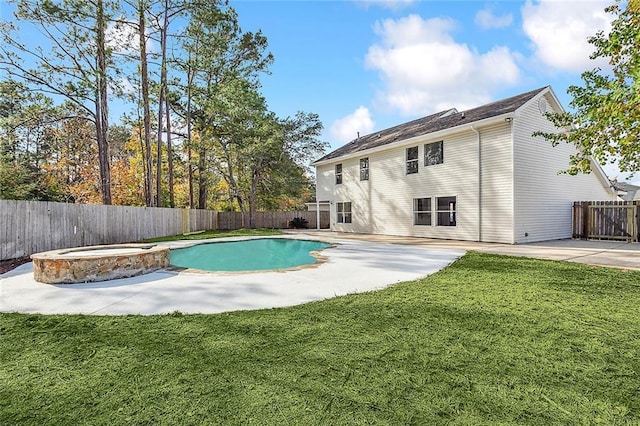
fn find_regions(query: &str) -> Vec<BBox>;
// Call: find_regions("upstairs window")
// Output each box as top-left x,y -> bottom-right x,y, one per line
425,141 -> 443,166
437,196 -> 456,226
406,146 -> 418,174
335,164 -> 342,185
413,198 -> 432,226
360,158 -> 369,181
337,202 -> 352,223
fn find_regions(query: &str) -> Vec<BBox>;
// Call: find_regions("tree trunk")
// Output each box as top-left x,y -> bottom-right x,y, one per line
165,94 -> 174,207
186,53 -> 194,209
197,147 -> 207,209
138,0 -> 153,207
248,168 -> 259,229
155,0 -> 169,207
225,149 -> 244,213
95,0 -> 111,205
155,88 -> 164,207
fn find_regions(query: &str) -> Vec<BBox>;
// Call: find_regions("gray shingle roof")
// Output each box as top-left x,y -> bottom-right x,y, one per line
315,86 -> 548,163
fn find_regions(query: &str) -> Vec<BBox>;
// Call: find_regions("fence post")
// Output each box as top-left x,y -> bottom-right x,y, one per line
582,202 -> 589,240
182,209 -> 189,234
633,201 -> 640,243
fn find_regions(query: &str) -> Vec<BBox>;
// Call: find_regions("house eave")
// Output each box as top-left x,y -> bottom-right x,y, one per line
590,158 -> 618,197
312,112 -> 516,167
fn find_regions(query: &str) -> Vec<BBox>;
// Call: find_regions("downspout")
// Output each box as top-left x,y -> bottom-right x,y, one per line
316,200 -> 320,230
471,125 -> 481,242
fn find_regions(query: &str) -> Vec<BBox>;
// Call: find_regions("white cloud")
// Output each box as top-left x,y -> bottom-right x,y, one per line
116,77 -> 136,96
106,20 -> 157,55
106,21 -> 139,54
475,8 -> 513,29
364,14 -> 521,115
330,106 -> 375,143
521,0 -> 612,72
356,0 -> 415,11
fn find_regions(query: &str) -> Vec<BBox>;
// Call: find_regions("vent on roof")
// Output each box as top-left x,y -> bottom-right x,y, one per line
439,108 -> 458,119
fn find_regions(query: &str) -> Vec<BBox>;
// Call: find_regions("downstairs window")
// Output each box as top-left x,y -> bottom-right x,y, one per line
337,202 -> 352,224
436,196 -> 456,226
413,198 -> 432,226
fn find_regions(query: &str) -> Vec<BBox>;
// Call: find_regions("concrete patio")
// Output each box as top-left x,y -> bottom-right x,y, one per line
0,236 -> 464,315
2,232 -> 638,316
302,231 -> 640,271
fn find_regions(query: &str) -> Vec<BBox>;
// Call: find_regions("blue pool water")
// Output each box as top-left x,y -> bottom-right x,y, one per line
169,238 -> 330,272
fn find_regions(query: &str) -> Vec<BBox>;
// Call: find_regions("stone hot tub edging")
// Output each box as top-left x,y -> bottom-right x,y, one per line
31,244 -> 169,284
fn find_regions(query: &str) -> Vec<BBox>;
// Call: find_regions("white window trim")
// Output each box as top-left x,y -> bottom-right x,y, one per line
360,158 -> 369,181
413,197 -> 432,226
336,201 -> 352,224
436,196 -> 457,227
424,140 -> 444,167
406,146 -> 419,175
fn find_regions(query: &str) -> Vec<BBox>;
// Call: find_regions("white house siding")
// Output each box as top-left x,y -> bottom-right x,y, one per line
479,122 -> 515,244
315,131 -> 482,241
512,92 -> 617,243
315,165 -> 333,201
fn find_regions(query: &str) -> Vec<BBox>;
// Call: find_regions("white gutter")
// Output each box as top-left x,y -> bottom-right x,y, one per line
471,125 -> 481,242
312,112 -> 516,167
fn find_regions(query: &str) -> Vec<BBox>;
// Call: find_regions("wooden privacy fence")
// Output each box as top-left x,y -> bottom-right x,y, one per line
0,200 -> 330,260
573,201 -> 639,242
217,211 -> 329,230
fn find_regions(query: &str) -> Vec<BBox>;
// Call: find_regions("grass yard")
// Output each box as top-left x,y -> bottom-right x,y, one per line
1,252 -> 639,425
145,228 -> 283,243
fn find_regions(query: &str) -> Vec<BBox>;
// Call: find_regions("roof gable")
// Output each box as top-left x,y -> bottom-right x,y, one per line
315,86 -> 549,164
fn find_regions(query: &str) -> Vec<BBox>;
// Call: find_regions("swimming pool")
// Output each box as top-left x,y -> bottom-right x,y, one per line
169,238 -> 331,272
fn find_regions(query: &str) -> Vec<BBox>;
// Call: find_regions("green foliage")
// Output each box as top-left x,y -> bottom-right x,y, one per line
0,0 -> 118,203
0,1 -> 328,208
1,253 -> 639,424
535,1 -> 640,175
288,217 -> 309,228
0,80 -> 71,201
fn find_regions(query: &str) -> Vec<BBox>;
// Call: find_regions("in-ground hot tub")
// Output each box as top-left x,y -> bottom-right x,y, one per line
31,244 -> 169,284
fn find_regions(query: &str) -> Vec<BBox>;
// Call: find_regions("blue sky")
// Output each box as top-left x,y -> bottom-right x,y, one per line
1,0 -> 631,181
230,0 -> 632,180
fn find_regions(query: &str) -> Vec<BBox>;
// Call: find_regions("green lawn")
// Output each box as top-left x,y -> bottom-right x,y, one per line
2,252 -> 639,425
145,228 -> 283,243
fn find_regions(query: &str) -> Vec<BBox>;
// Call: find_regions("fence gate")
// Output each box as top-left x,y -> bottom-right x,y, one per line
573,201 -> 639,242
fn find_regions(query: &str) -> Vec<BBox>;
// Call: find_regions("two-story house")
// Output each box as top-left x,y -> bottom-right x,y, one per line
312,86 -> 617,244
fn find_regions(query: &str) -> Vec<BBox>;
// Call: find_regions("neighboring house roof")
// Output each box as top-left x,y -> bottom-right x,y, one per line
314,86 -> 549,164
610,180 -> 640,201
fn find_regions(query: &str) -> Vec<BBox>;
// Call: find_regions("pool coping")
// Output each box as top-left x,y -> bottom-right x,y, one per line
0,235 -> 466,315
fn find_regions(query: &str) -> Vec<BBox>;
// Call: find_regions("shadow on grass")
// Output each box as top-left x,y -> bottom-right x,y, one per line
2,252 -> 639,425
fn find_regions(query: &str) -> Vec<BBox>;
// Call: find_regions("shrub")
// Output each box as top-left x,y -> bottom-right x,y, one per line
289,217 -> 309,229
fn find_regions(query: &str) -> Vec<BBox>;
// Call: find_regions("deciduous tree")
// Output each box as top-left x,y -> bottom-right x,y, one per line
0,0 -> 117,203
535,0 -> 640,175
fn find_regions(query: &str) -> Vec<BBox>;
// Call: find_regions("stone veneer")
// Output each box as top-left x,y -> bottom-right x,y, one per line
31,244 -> 169,284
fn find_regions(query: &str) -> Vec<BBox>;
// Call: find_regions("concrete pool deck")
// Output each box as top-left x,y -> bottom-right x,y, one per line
3,233 -> 639,316
304,231 -> 640,271
0,235 -> 465,315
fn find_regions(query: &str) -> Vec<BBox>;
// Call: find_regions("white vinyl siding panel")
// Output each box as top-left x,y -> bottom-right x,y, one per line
349,146 -> 408,235
315,164 -> 336,226
479,122 -> 514,244
316,132 -> 481,241
513,93 -> 617,243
